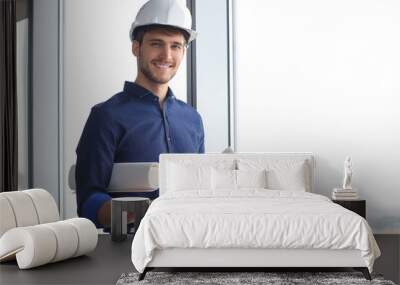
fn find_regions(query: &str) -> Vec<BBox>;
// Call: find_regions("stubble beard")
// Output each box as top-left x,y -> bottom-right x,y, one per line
138,57 -> 177,85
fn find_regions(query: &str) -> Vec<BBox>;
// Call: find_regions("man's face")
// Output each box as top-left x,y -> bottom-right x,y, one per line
133,29 -> 186,85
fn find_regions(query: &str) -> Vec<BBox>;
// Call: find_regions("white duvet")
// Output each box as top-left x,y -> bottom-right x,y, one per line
131,190 -> 380,273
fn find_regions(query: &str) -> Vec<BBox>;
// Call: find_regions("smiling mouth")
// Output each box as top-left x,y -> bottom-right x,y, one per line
153,62 -> 173,70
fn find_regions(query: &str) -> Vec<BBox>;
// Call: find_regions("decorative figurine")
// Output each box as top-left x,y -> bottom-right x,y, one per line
342,156 -> 353,190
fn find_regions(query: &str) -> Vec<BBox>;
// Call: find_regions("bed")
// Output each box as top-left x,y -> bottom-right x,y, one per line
131,153 -> 380,280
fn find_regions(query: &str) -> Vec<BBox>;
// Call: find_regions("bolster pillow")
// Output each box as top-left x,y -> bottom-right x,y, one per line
0,189 -> 59,237
0,218 -> 98,269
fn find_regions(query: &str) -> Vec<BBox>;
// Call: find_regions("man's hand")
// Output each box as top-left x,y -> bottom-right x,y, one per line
97,200 -> 112,227
97,200 -> 136,228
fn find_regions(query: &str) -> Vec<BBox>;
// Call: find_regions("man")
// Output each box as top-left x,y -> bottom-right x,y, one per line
75,0 -> 204,228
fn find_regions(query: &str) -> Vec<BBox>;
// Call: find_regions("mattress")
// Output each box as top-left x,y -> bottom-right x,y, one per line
131,190 -> 380,273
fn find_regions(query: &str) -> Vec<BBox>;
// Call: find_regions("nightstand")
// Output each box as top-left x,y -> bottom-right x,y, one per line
332,199 -> 366,218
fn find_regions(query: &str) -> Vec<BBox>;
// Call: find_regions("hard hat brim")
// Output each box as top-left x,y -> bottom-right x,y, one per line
129,23 -> 197,43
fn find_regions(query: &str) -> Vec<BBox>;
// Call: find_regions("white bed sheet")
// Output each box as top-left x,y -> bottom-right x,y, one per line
131,190 -> 380,273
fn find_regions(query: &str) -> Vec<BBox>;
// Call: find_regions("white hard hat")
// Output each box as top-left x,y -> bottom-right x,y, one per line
130,0 -> 197,43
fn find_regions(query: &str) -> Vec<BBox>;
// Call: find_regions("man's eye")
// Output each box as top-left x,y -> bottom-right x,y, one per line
150,43 -> 161,47
172,45 -> 182,50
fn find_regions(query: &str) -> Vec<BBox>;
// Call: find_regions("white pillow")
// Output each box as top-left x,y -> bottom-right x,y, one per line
237,159 -> 310,191
211,168 -> 236,190
167,163 -> 211,191
211,169 -> 268,190
236,169 -> 268,189
0,218 -> 97,269
267,163 -> 307,191
0,189 -> 60,238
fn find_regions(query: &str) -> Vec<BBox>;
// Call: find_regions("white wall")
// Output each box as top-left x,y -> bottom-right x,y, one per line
17,19 -> 29,190
63,0 -> 187,218
235,0 -> 400,233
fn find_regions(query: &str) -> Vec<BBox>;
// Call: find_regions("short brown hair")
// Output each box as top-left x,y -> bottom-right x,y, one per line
133,24 -> 190,45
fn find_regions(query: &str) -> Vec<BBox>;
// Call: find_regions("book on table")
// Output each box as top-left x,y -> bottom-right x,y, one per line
332,188 -> 359,200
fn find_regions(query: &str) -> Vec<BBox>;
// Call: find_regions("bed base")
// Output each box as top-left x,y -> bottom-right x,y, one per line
138,267 -> 371,281
138,248 -> 372,281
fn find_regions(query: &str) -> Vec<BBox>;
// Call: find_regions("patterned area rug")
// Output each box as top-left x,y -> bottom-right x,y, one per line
116,271 -> 396,285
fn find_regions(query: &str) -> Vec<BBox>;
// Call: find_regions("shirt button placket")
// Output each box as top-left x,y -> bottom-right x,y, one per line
162,102 -> 172,152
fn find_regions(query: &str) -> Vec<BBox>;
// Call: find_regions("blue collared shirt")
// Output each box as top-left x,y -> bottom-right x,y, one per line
75,81 -> 205,227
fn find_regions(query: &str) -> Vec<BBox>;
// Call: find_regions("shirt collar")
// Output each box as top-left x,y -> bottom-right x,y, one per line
123,81 -> 175,100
